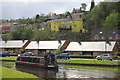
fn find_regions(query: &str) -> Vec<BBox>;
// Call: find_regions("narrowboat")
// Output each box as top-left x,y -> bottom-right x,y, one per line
15,56 -> 58,70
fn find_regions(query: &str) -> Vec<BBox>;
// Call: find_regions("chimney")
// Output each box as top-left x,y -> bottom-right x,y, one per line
90,0 -> 95,11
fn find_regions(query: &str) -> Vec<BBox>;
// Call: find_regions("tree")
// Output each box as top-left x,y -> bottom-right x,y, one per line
53,31 -> 90,42
65,11 -> 72,19
34,29 -> 51,41
85,2 -> 119,30
23,26 -> 34,41
81,3 -> 87,11
103,12 -> 119,29
36,14 -> 40,19
10,26 -> 23,40
35,14 -> 45,23
2,34 -> 8,42
10,26 -> 34,40
54,49 -> 64,55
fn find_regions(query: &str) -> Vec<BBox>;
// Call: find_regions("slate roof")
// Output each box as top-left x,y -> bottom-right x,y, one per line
25,40 -> 66,49
0,40 -> 28,48
65,41 -> 116,52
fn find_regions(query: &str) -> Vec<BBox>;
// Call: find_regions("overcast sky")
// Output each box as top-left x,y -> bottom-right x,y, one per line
1,0 -> 105,20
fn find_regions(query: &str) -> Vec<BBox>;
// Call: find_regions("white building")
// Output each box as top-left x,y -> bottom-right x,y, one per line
65,41 -> 117,55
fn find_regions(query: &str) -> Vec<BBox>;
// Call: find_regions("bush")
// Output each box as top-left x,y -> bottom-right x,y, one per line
116,52 -> 120,56
70,55 -> 96,59
114,52 -> 120,59
114,52 -> 120,57
54,49 -> 64,55
19,49 -> 25,54
35,53 -> 45,57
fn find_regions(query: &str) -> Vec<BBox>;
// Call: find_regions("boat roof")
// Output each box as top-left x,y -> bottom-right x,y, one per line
18,56 -> 44,58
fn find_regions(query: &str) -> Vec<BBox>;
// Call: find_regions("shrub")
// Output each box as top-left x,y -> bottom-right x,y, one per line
19,49 -> 25,54
70,55 -> 96,59
54,49 -> 64,55
115,52 -> 120,56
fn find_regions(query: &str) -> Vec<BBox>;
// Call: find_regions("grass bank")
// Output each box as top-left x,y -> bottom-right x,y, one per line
2,62 -> 119,72
63,65 -> 119,72
0,57 -> 17,60
0,57 -> 120,65
0,66 -> 43,80
2,62 -> 15,66
57,59 -> 120,65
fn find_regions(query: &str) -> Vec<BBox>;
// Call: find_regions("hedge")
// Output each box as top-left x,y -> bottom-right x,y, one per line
70,55 -> 96,59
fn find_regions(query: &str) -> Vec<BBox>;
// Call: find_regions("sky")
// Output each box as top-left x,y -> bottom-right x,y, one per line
0,0 -> 106,20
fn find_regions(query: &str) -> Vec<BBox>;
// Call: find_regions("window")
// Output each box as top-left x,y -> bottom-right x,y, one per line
17,57 -> 21,61
74,25 -> 76,27
36,58 -> 40,63
28,57 -> 32,62
21,57 -> 24,61
80,30 -> 82,33
101,36 -> 105,40
70,53 -> 74,55
112,32 -> 116,34
109,36 -> 112,40
117,42 -> 120,45
32,58 -> 36,63
20,57 -> 32,62
95,35 -> 99,40
32,58 -> 40,63
116,34 -> 119,39
103,54 -> 108,56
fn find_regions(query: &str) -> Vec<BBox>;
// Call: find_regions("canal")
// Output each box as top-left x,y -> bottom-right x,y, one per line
1,62 -> 120,79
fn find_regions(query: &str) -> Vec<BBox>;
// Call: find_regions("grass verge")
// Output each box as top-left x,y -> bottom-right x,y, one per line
2,62 -> 15,66
0,57 -> 17,60
57,59 -> 120,65
0,57 -> 120,65
63,65 -> 119,72
0,66 -> 43,80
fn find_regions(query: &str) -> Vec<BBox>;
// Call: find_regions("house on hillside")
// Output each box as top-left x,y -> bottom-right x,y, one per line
65,41 -> 118,56
0,22 -> 18,34
0,40 -> 29,54
91,29 -> 119,41
25,40 -> 68,54
71,8 -> 86,19
91,29 -> 120,52
50,18 -> 87,33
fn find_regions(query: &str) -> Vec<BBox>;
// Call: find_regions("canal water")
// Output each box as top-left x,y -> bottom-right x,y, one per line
1,63 -> 120,79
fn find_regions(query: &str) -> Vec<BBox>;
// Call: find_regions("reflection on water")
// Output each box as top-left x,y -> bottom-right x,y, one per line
1,64 -> 15,68
16,66 -> 57,79
15,65 -> 120,79
1,63 -> 120,79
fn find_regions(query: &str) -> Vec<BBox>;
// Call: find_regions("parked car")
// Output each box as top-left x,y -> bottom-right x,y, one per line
23,52 -> 34,56
56,53 -> 70,59
96,54 -> 112,61
0,51 -> 10,57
